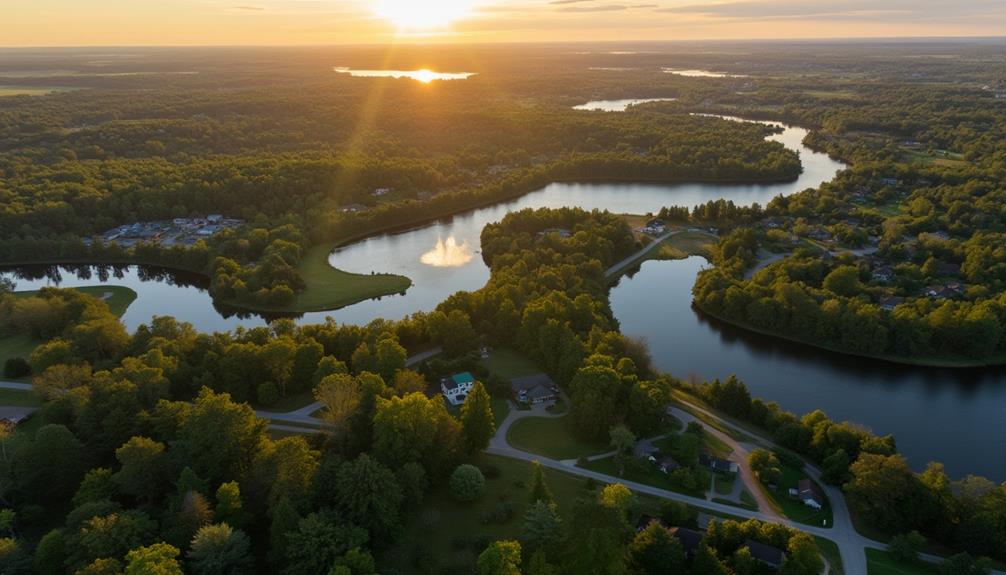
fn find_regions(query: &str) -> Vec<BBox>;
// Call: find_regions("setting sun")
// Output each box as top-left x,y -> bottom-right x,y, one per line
375,0 -> 475,30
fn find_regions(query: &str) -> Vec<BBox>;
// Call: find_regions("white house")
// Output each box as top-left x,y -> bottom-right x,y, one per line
798,479 -> 824,510
441,372 -> 475,406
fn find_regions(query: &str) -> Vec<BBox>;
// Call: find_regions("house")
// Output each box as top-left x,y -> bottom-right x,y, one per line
699,454 -> 739,474
537,228 -> 572,238
879,296 -> 904,311
879,177 -> 900,187
510,373 -> 558,405
441,372 -> 475,406
339,204 -> 367,214
797,479 -> 825,510
872,266 -> 894,283
207,214 -> 223,223
744,539 -> 786,569
669,527 -> 704,558
372,187 -> 392,197
656,456 -> 680,474
644,219 -> 667,234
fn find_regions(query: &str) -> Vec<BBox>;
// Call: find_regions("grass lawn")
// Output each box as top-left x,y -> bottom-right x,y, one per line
711,497 -> 757,511
580,455 -> 708,499
445,398 -> 511,426
815,537 -> 845,575
654,232 -> 717,260
506,416 -> 608,460
866,549 -> 939,575
252,243 -> 412,313
713,473 -> 735,495
479,347 -> 542,380
761,463 -> 834,527
0,388 -> 42,407
740,490 -> 757,509
0,332 -> 40,375
381,454 -> 667,574
0,86 -> 77,97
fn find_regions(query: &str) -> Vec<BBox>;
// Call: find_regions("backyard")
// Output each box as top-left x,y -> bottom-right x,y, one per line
506,416 -> 608,461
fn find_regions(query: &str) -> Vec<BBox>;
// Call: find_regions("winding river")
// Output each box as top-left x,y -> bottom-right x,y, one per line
3,108 -> 1003,480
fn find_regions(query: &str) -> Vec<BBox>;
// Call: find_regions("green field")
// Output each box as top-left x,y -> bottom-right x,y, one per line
506,416 -> 608,460
479,347 -> 542,380
0,332 -> 40,375
0,388 -> 42,407
866,549 -> 939,575
381,454 -> 664,573
243,242 -> 412,313
0,86 -> 73,97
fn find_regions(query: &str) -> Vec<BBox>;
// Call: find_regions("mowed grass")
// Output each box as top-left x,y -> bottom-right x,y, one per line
0,388 -> 42,407
655,232 -> 716,260
479,347 -> 542,380
761,463 -> 834,527
264,243 -> 412,313
381,454 -> 665,574
0,332 -> 40,375
580,455 -> 709,498
866,549 -> 939,575
506,416 -> 608,460
815,537 -> 845,575
0,86 -> 72,97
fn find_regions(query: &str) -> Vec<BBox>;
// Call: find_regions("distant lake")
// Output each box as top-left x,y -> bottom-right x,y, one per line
664,69 -> 746,78
332,67 -> 475,83
574,98 -> 677,112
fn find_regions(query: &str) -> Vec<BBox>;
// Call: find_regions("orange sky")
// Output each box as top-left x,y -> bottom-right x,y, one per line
3,0 -> 1005,46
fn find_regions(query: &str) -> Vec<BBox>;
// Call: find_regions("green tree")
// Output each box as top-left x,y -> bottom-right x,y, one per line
125,543 -> 183,575
570,364 -> 624,441
15,424 -> 86,507
268,496 -> 299,567
823,265 -> 862,297
214,482 -> 247,529
74,510 -> 158,568
521,500 -> 562,554
281,513 -> 368,575
599,483 -> 635,519
188,523 -> 253,575
748,449 -> 782,485
460,381 -> 496,454
477,540 -> 522,575
114,436 -> 167,503
33,529 -> 67,574
450,464 -> 486,502
845,454 -> 930,532
373,333 -> 407,382
609,424 -> 636,476
780,532 -> 823,575
178,388 -> 267,486
888,531 -> 925,564
334,454 -> 404,538
529,461 -> 554,505
692,543 -> 731,575
628,521 -> 685,575
938,553 -> 991,575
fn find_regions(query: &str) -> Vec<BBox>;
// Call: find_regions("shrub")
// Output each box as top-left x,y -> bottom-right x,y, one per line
257,382 -> 280,406
450,465 -> 486,502
3,358 -> 30,379
480,464 -> 501,480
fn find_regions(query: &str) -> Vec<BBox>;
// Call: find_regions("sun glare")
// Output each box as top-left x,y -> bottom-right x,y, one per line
375,0 -> 475,30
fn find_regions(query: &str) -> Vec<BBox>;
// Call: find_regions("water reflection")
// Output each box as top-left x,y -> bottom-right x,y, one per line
574,98 -> 677,112
420,237 -> 475,267
332,67 -> 475,83
663,69 -> 746,78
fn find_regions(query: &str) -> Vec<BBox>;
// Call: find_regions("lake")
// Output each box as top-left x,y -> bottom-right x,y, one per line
610,257 -> 1006,480
573,98 -> 677,112
663,69 -> 747,78
333,67 -> 475,83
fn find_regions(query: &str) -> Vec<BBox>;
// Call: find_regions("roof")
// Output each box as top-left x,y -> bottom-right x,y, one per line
510,373 -> 555,393
526,385 -> 555,401
744,539 -> 785,566
699,454 -> 736,472
635,514 -> 666,532
443,372 -> 475,392
669,527 -> 704,553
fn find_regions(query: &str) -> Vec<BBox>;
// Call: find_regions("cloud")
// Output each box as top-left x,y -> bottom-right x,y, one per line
661,0 -> 1006,22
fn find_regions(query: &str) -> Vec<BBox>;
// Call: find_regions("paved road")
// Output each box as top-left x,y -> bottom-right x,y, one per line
605,231 -> 680,278
0,381 -> 33,391
670,406 -> 781,522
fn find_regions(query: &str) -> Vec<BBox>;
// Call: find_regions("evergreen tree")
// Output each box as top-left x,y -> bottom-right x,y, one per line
529,461 -> 554,505
460,381 -> 496,454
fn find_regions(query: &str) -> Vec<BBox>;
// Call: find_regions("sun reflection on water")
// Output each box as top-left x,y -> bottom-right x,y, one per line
420,237 -> 475,267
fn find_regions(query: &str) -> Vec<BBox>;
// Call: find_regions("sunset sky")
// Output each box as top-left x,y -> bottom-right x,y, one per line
4,0 -> 1006,46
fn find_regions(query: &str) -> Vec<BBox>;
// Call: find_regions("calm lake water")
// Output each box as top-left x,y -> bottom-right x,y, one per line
610,257 -> 1006,480
663,69 -> 747,78
573,98 -> 678,112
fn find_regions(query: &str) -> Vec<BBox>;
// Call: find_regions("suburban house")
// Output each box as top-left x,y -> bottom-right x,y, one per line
879,296 -> 905,311
797,479 -> 825,510
441,372 -> 476,406
744,539 -> 786,569
700,454 -> 739,474
669,527 -> 705,559
510,373 -> 558,405
872,266 -> 894,283
656,456 -> 680,474
537,227 -> 572,238
643,218 -> 667,234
